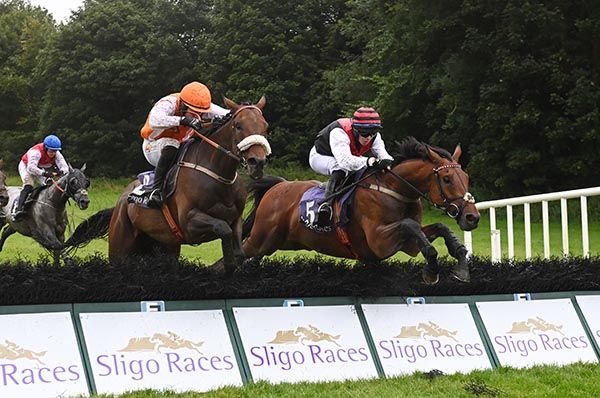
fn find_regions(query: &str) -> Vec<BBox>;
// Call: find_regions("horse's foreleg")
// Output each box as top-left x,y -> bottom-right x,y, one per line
231,216 -> 245,267
0,225 -> 16,251
422,223 -> 470,282
396,219 -> 440,285
187,213 -> 236,275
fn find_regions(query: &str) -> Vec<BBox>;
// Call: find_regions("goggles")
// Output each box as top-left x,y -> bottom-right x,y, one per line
355,128 -> 380,137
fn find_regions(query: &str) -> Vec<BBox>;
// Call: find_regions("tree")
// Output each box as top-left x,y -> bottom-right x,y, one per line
197,0 -> 350,166
39,0 -> 212,176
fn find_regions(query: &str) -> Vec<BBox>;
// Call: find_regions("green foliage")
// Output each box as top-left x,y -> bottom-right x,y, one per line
331,0 -> 600,199
196,0 -> 351,164
39,0 -> 212,176
0,0 -> 55,131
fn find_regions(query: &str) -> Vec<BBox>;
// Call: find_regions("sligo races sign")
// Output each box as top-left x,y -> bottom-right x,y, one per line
575,295 -> 600,350
79,310 -> 242,395
0,312 -> 88,398
233,305 -> 378,383
362,303 -> 491,375
477,299 -> 597,368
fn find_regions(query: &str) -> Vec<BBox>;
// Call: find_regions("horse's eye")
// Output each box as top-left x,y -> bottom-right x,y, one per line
234,122 -> 243,131
85,180 -> 90,188
443,176 -> 451,184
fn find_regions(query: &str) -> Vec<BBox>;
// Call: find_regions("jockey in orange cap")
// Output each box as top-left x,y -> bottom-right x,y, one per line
309,106 -> 393,226
139,81 -> 229,208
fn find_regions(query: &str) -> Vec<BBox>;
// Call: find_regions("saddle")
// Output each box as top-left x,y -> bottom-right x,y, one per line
298,170 -> 364,233
127,142 -> 192,208
10,186 -> 46,217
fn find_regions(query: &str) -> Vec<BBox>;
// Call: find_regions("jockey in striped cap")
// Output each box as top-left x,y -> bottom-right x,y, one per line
309,106 -> 393,227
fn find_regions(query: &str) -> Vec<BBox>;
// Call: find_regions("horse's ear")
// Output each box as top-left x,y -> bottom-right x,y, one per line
452,144 -> 462,163
80,163 -> 87,173
68,163 -> 74,173
223,96 -> 239,111
256,95 -> 266,110
0,159 -> 4,169
426,147 -> 443,163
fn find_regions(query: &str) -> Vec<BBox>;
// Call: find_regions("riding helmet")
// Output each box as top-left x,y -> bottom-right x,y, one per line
180,82 -> 212,113
43,134 -> 62,151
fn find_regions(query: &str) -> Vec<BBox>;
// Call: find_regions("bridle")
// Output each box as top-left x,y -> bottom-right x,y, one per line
181,105 -> 271,183
375,163 -> 475,219
190,105 -> 270,164
51,174 -> 89,203
431,164 -> 475,218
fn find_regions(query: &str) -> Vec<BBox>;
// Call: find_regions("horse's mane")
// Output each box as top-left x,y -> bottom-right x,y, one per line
199,101 -> 254,137
202,112 -> 233,136
391,136 -> 453,165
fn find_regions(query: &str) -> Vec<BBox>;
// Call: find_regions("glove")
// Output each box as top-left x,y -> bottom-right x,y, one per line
42,170 -> 54,178
367,158 -> 393,170
180,116 -> 203,131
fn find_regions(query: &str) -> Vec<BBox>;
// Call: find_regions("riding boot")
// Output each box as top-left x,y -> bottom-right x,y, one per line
147,146 -> 178,209
316,170 -> 345,227
13,184 -> 33,220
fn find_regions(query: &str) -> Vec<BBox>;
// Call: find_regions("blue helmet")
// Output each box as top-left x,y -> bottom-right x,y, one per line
43,135 -> 62,151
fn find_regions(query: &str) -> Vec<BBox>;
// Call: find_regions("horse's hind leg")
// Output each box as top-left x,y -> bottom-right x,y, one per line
0,225 -> 16,251
422,223 -> 470,282
396,219 -> 440,285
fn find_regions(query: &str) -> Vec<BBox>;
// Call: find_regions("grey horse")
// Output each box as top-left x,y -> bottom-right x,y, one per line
0,160 -> 9,209
0,165 -> 90,264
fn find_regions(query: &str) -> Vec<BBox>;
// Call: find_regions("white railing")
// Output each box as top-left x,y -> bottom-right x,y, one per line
464,186 -> 600,261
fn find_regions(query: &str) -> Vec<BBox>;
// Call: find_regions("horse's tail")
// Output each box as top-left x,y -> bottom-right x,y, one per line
242,175 -> 286,239
65,207 -> 114,248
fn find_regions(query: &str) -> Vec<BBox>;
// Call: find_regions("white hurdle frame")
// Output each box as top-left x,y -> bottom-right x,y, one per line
464,187 -> 600,262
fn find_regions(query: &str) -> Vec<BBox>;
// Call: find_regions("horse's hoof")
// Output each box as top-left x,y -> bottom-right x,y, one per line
208,259 -> 226,274
422,270 -> 439,285
450,268 -> 470,283
450,260 -> 471,283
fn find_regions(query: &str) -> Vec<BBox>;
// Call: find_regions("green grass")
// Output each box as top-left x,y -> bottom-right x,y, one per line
87,362 -> 600,397
1,174 -> 598,263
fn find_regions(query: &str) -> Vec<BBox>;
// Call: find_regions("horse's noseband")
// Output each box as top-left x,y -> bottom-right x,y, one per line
232,106 -> 271,167
64,176 -> 89,202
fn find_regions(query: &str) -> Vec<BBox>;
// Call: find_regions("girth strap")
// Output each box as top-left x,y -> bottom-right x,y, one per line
333,201 -> 359,259
161,204 -> 186,242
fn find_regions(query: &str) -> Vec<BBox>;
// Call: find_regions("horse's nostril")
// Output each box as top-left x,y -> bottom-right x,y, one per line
466,213 -> 479,224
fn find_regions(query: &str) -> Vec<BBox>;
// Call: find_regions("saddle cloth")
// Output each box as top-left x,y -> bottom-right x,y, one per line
298,170 -> 364,233
127,172 -> 155,208
127,142 -> 191,208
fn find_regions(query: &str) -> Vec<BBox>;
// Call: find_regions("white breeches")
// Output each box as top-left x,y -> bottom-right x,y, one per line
142,137 -> 180,166
18,161 -> 45,187
308,146 -> 345,176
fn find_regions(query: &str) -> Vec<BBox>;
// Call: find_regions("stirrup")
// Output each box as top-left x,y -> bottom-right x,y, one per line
316,203 -> 332,226
12,210 -> 25,221
146,189 -> 163,209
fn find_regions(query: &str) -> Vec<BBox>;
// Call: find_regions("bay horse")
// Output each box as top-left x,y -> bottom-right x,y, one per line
242,137 -> 480,284
0,165 -> 90,265
67,97 -> 270,272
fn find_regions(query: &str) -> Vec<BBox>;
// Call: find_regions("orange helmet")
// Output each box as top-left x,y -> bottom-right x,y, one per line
180,82 -> 212,112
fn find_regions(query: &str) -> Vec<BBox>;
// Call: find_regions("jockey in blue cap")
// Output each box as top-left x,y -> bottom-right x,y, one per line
13,134 -> 69,219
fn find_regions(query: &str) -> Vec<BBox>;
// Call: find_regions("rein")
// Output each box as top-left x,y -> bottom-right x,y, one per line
382,163 -> 475,218
190,105 -> 266,163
